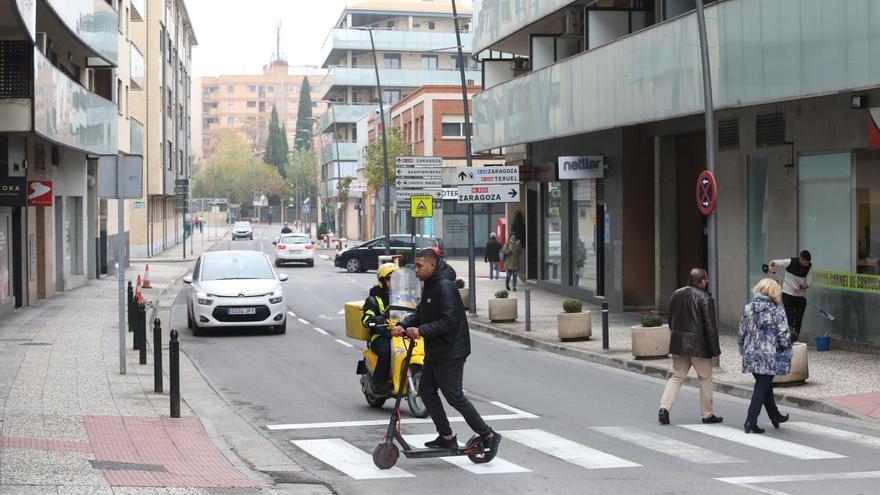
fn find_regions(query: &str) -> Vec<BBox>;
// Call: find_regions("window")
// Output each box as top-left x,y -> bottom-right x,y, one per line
383,54 -> 401,69
227,85 -> 234,93
440,117 -> 472,138
543,182 -> 562,282
116,78 -> 123,114
166,140 -> 172,170
428,21 -> 436,30
351,56 -> 358,68
387,20 -> 395,29
382,90 -> 401,105
268,85 -> 274,92
227,116 -> 235,125
227,102 -> 234,108
247,101 -> 256,108
248,85 -> 256,92
421,55 -> 438,70
571,180 -> 599,292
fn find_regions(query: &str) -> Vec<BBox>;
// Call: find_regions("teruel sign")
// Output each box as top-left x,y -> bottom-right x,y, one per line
557,155 -> 605,180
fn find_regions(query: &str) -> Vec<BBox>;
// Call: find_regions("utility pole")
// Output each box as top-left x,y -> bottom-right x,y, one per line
361,27 -> 391,256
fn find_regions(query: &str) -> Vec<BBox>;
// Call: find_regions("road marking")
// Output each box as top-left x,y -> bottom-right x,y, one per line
314,327 -> 329,335
297,318 -> 309,325
320,254 -> 330,260
492,401 -> 539,419
501,429 -> 640,470
680,424 -> 847,460
345,275 -> 356,284
402,434 -> 530,474
716,471 -> 880,495
592,426 -> 743,464
335,339 -> 354,348
266,407 -> 540,431
291,438 -> 413,480
784,422 -> 880,449
287,311 -> 296,317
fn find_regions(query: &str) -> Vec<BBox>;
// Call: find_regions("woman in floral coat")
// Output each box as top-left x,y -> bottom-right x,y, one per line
738,278 -> 793,434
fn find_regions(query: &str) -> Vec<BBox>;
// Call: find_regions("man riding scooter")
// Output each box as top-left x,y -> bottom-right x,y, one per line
392,248 -> 501,455
362,263 -> 399,396
280,222 -> 293,234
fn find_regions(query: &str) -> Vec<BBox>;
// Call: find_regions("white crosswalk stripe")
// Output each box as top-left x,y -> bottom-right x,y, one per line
403,434 -> 530,475
592,426 -> 744,464
292,438 -> 414,480
784,422 -> 880,449
680,424 -> 847,460
502,429 -> 640,469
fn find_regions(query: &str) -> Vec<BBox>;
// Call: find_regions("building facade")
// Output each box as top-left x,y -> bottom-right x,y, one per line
319,0 -> 481,237
473,0 -> 880,350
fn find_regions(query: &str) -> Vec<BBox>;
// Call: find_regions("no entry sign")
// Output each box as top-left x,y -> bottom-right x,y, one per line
696,170 -> 717,215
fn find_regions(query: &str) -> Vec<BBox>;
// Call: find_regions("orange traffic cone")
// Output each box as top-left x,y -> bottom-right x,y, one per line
142,264 -> 152,289
136,289 -> 144,305
136,274 -> 142,289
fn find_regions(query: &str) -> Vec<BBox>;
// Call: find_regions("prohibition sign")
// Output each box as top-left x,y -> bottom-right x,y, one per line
696,170 -> 717,215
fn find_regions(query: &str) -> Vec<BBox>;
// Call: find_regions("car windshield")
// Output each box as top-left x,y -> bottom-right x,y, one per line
200,252 -> 274,281
281,235 -> 309,245
233,222 -> 250,229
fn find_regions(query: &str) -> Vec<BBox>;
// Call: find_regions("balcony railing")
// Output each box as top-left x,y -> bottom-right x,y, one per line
473,0 -> 573,54
320,28 -> 473,67
321,140 -> 358,164
320,103 -> 378,133
130,118 -> 144,155
33,47 -> 117,155
324,67 -> 481,98
45,0 -> 118,64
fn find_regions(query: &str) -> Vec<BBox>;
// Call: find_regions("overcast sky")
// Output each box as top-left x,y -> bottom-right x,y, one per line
187,0 -> 351,78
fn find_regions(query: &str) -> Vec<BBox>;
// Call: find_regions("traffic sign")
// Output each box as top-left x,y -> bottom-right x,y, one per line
396,177 -> 443,188
396,156 -> 442,167
456,184 -> 520,204
411,195 -> 434,218
696,170 -> 718,215
396,199 -> 441,210
395,189 -> 443,200
446,166 -> 519,186
396,167 -> 442,177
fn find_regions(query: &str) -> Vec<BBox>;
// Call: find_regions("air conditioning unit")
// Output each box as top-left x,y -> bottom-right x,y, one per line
35,32 -> 47,54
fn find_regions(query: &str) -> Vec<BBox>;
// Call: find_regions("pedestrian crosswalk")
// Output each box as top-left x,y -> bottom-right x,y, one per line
287,421 -> 880,481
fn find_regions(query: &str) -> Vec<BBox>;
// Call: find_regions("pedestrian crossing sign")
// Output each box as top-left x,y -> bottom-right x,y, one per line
411,195 -> 433,218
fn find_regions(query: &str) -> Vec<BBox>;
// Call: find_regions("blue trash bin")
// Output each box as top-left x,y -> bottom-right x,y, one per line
815,335 -> 830,352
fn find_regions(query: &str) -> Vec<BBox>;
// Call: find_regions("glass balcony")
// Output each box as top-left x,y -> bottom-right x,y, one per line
321,140 -> 358,164
320,28 -> 473,67
130,43 -> 144,90
324,67 -> 481,98
473,0 -> 573,53
473,0 -> 880,152
130,118 -> 144,155
33,47 -> 117,155
320,103 -> 377,133
45,0 -> 118,64
13,0 -> 37,41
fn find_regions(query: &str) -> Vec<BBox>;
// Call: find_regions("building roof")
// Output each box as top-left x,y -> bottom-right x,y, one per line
344,0 -> 472,15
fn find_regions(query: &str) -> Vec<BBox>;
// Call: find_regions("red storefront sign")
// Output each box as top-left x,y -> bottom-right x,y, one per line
27,181 -> 53,206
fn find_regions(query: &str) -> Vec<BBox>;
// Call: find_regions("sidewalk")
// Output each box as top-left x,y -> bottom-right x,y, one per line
448,259 -> 880,421
0,233 -> 329,494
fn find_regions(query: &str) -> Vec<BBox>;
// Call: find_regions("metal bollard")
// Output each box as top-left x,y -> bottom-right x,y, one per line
525,288 -> 531,332
133,301 -> 141,350
138,303 -> 147,365
127,281 -> 134,332
602,302 -> 609,350
153,318 -> 163,393
169,330 -> 180,418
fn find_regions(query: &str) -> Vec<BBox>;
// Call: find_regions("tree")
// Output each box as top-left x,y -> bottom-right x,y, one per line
285,148 -> 319,220
263,106 -> 287,178
193,132 -> 286,206
364,127 -> 411,189
294,77 -> 314,150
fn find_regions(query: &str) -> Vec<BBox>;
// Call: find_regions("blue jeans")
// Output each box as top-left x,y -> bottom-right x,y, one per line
505,269 -> 518,290
488,262 -> 500,280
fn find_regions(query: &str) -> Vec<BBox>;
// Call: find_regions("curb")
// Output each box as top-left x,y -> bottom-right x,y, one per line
468,320 -> 871,422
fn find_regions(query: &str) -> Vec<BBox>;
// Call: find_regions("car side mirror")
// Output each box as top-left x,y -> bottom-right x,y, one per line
279,273 -> 289,282
272,241 -> 277,246
182,275 -> 193,284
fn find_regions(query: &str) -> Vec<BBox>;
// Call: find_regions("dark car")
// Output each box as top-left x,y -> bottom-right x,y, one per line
334,234 -> 444,273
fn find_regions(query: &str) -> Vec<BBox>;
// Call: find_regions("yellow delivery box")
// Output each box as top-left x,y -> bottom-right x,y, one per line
344,301 -> 370,341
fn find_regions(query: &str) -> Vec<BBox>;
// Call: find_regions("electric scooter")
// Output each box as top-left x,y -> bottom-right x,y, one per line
371,334 -> 499,470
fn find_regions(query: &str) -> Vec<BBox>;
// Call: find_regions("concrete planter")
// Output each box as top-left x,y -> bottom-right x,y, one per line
631,324 -> 671,360
458,288 -> 470,309
774,342 -> 809,386
557,311 -> 591,341
488,298 -> 517,322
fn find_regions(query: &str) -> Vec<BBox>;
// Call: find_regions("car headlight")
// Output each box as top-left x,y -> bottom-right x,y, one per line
269,291 -> 283,304
196,292 -> 213,305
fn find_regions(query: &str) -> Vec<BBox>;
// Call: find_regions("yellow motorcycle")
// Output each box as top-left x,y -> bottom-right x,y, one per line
345,268 -> 427,418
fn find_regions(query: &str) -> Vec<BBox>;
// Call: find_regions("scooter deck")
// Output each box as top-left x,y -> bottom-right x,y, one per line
401,446 -> 484,459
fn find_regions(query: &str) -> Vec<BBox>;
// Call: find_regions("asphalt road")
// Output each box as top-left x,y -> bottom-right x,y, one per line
170,226 -> 880,495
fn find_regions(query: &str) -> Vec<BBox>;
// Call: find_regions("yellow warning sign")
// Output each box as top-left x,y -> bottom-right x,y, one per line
411,195 -> 433,218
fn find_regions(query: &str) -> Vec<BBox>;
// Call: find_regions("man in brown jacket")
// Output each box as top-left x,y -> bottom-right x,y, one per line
658,268 -> 723,425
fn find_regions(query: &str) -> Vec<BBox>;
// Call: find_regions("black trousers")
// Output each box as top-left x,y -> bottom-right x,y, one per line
747,373 -> 781,425
420,358 -> 490,437
370,335 -> 391,390
781,293 -> 807,342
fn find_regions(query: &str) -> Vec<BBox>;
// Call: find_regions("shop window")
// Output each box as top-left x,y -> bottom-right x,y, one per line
856,150 -> 880,274
799,152 -> 853,273
571,180 -> 598,292
747,156 -> 769,292
543,182 -> 562,283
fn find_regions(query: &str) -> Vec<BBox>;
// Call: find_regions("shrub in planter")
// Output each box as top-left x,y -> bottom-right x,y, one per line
641,313 -> 664,327
558,299 -> 590,341
631,312 -> 670,360
455,279 -> 466,289
495,290 -> 509,299
456,279 -> 469,309
562,299 -> 583,313
489,290 -> 516,322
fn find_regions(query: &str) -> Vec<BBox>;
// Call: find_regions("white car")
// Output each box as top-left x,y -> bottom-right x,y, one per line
183,250 -> 288,335
231,221 -> 253,240
273,233 -> 315,267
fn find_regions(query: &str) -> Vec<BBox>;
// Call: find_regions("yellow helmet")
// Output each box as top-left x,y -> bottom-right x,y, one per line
377,263 -> 399,285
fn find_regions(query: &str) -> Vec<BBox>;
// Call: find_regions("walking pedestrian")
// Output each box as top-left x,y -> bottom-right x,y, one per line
767,250 -> 813,343
739,278 -> 792,434
502,233 -> 523,291
658,268 -> 723,425
199,215 -> 205,233
484,233 -> 502,280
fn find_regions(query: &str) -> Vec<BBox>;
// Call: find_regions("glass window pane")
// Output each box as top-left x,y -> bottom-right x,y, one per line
798,152 -> 853,273
543,182 -> 562,282
442,122 -> 461,137
571,180 -> 597,291
747,157 -> 769,292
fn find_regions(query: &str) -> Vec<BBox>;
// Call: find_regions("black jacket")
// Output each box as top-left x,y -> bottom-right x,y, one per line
668,285 -> 721,358
280,227 -> 293,234
362,285 -> 390,339
400,260 -> 470,363
484,239 -> 502,263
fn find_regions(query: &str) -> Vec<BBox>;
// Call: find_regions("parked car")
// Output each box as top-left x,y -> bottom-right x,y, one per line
183,250 -> 288,335
334,234 -> 444,273
273,233 -> 315,267
232,221 -> 253,240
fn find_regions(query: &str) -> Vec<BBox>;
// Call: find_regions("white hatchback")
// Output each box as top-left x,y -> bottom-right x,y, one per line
183,250 -> 288,335
273,233 -> 315,267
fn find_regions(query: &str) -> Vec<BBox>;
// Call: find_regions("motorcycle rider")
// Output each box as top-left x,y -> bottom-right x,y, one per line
362,263 -> 399,396
280,222 -> 293,234
393,248 -> 501,453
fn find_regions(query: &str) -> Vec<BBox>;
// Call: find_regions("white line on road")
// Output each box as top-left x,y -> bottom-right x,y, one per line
680,424 -> 847,460
715,471 -> 880,495
314,327 -> 329,335
491,401 -> 539,419
592,426 -> 744,464
292,438 -> 414,480
402,434 -> 530,474
502,429 -> 640,470
335,339 -> 354,348
297,318 -> 309,325
266,410 -> 540,431
320,254 -> 330,260
784,422 -> 880,449
287,311 -> 296,317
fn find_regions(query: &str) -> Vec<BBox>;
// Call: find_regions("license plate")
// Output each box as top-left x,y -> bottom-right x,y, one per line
288,250 -> 300,254
227,307 -> 256,315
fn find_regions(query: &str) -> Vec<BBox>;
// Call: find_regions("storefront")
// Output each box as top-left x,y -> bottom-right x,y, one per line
441,200 -> 505,258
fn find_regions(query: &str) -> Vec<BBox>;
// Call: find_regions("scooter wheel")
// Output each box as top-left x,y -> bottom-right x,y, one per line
372,443 -> 399,470
466,436 -> 496,464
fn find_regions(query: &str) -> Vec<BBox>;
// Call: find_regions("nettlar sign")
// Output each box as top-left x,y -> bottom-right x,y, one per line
557,155 -> 604,180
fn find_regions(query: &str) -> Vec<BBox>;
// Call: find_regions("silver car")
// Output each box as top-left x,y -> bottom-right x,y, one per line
232,221 -> 253,240
183,250 -> 288,335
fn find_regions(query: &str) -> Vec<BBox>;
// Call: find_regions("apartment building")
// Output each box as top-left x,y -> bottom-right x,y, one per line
473,0 -> 880,350
319,0 -> 480,236
194,63 -> 327,164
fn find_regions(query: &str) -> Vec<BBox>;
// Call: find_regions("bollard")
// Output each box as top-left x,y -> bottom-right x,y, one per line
138,303 -> 147,365
153,318 -> 163,393
127,281 -> 134,333
169,330 -> 180,418
602,302 -> 609,350
133,301 -> 141,350
525,288 -> 531,332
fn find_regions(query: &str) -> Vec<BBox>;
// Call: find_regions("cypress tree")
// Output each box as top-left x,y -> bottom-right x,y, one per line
294,77 -> 314,150
264,106 -> 287,178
